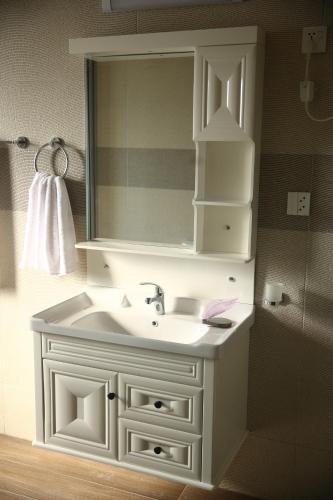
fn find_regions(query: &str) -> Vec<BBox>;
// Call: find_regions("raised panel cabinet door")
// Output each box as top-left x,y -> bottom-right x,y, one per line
193,44 -> 256,141
43,359 -> 117,458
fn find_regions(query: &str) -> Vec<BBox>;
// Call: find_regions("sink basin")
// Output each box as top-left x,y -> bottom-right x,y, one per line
73,311 -> 129,334
71,309 -> 209,344
31,286 -> 255,358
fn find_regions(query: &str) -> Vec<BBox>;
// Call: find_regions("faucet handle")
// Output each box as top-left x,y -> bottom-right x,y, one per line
139,282 -> 164,296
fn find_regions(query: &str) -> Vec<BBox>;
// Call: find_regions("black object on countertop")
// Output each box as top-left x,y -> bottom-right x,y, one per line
202,317 -> 232,328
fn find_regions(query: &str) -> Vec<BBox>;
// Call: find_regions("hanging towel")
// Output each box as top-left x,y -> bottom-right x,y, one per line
20,172 -> 78,275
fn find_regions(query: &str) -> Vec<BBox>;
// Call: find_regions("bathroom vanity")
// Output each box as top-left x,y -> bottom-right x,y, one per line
31,25 -> 264,489
32,287 -> 254,489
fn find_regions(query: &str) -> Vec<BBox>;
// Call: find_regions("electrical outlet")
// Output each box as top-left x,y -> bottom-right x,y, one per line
287,192 -> 311,216
297,192 -> 311,216
302,26 -> 327,54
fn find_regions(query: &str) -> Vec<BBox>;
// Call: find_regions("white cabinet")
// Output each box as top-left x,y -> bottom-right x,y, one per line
192,41 -> 263,261
34,330 -> 250,489
71,26 -> 264,264
193,44 -> 256,142
43,360 -> 117,458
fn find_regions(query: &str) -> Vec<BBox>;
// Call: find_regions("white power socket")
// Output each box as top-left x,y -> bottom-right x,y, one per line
287,192 -> 311,216
302,26 -> 327,54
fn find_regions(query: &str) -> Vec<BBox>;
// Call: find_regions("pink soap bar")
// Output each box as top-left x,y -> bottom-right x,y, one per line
202,298 -> 238,321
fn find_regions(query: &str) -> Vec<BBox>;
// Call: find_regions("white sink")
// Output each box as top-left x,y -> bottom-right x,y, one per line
71,309 -> 208,344
31,286 -> 255,358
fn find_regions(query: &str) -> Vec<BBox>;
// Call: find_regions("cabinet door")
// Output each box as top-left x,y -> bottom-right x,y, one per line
43,359 -> 117,458
193,44 -> 256,141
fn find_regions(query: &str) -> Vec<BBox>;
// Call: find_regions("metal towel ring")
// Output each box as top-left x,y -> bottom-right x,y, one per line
34,139 -> 69,179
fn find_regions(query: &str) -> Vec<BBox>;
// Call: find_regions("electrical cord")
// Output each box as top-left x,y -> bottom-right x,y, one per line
304,51 -> 333,122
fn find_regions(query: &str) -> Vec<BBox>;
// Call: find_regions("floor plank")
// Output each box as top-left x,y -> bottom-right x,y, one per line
0,435 -> 261,500
0,456 -> 155,500
0,435 -> 183,500
0,490 -> 36,500
179,486 -> 263,500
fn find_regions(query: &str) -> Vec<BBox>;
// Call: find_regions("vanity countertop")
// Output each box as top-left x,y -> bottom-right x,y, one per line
31,287 -> 255,359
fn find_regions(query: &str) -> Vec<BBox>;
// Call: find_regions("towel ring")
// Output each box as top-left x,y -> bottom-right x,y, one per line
34,140 -> 69,179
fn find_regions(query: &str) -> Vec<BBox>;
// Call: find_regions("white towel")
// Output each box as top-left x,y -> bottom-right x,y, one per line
20,172 -> 78,276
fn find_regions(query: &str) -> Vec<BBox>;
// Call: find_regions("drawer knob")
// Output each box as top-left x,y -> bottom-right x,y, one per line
107,392 -> 116,400
154,400 -> 163,409
154,446 -> 162,455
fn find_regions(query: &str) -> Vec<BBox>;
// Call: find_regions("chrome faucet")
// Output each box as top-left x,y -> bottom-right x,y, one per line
140,282 -> 165,315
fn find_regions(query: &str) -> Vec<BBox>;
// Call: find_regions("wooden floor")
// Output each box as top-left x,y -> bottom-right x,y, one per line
0,435 -> 261,500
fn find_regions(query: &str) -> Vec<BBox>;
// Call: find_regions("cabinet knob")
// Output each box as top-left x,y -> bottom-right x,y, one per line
154,446 -> 162,455
107,392 -> 116,400
154,400 -> 163,409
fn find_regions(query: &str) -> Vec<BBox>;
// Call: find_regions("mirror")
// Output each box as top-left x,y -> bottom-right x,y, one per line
91,52 -> 195,247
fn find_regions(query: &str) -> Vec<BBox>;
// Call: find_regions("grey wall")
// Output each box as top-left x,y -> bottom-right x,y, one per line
1,1 -> 333,498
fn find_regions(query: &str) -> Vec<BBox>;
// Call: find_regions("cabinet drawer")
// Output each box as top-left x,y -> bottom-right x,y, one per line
42,334 -> 203,386
119,419 -> 201,480
118,374 -> 202,434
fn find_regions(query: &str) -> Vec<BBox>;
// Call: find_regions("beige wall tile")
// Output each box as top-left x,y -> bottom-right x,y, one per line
306,31 -> 333,155
310,155 -> 333,232
1,146 -> 86,215
247,228 -> 307,443
296,231 -> 333,452
296,342 -> 333,453
221,435 -> 295,500
2,382 -> 35,440
255,227 -> 307,316
303,231 -> 333,347
248,307 -> 299,444
1,1 -> 333,498
294,446 -> 333,499
258,154 -> 313,230
137,6 -> 219,33
138,0 -> 322,34
261,32 -> 315,155
210,0 -> 322,32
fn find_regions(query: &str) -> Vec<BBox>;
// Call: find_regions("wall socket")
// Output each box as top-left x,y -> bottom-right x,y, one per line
302,26 -> 327,54
287,192 -> 311,216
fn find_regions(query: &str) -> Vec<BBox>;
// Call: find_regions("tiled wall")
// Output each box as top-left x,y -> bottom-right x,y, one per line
1,1 -> 333,498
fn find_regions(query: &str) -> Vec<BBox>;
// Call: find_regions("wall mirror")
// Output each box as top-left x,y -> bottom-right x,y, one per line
89,52 -> 196,248
78,27 -> 262,262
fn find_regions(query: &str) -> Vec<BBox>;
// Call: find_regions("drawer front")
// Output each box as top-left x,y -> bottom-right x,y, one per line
119,418 -> 201,480
118,374 -> 202,434
42,334 -> 203,386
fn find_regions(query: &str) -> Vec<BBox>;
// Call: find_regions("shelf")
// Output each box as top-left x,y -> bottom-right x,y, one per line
76,240 -> 252,263
196,205 -> 252,255
198,142 -> 254,203
193,199 -> 251,208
